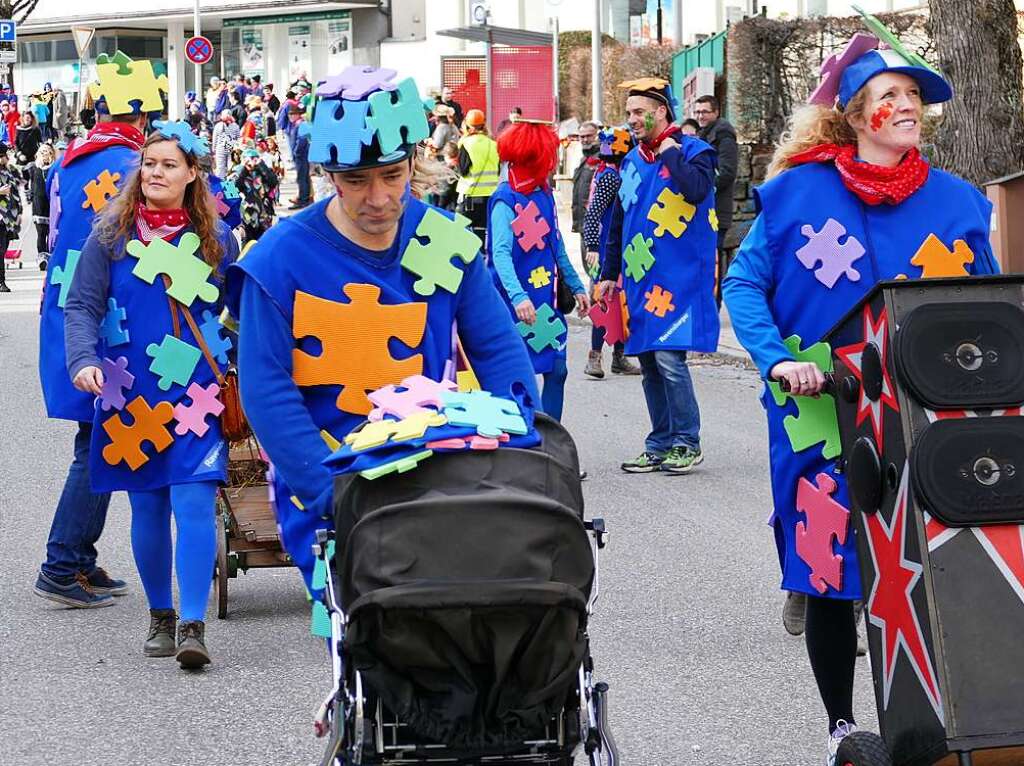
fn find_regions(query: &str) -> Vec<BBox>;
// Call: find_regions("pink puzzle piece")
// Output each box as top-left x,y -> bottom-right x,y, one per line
425,433 -> 510,451
511,201 -> 551,252
795,472 -> 851,594
796,218 -> 866,289
588,292 -> 627,347
368,374 -> 458,422
173,382 -> 225,437
99,356 -> 135,412
808,33 -> 879,106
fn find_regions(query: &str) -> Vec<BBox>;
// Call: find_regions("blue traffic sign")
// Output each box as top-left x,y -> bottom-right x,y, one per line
0,21 -> 16,43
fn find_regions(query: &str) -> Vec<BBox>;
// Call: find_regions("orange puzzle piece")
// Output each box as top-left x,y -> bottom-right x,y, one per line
82,170 -> 122,213
292,283 -> 427,415
910,233 -> 974,278
644,285 -> 676,317
101,395 -> 175,470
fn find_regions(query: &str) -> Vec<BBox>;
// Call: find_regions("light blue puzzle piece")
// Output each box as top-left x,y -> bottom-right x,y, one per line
311,540 -> 335,591
311,601 -> 332,638
145,335 -> 201,391
309,98 -> 374,166
152,119 -> 210,158
99,297 -> 130,347
440,391 -> 528,439
199,310 -> 232,364
618,164 -> 641,212
365,78 -> 430,155
50,248 -> 82,309
221,180 -> 240,200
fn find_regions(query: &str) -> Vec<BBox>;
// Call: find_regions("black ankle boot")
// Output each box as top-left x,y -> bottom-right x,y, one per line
176,620 -> 211,669
144,609 -> 177,657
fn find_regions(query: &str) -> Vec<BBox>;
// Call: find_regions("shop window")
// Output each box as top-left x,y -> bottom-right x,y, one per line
117,36 -> 163,60
54,39 -> 78,61
18,40 -> 51,64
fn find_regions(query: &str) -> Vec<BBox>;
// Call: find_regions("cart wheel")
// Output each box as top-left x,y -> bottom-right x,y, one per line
214,521 -> 229,619
836,731 -> 892,766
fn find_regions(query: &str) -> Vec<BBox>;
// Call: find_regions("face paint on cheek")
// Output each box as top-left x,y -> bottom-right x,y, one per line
644,113 -> 654,132
870,102 -> 894,132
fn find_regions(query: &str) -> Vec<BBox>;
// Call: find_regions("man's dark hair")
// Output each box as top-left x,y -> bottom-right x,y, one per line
512,106 -> 522,115
681,118 -> 700,131
695,94 -> 720,112
252,74 -> 262,84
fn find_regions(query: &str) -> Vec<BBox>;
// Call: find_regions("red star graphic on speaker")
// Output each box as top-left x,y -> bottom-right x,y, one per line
864,466 -> 944,721
835,304 -> 900,452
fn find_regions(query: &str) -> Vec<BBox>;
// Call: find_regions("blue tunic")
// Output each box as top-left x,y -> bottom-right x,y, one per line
39,145 -> 139,422
723,162 -> 999,599
617,138 -> 720,355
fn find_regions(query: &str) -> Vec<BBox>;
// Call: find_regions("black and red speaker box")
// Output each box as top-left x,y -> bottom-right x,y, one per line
826,275 -> 1024,766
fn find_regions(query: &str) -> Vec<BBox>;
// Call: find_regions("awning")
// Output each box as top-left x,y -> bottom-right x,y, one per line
437,25 -> 552,47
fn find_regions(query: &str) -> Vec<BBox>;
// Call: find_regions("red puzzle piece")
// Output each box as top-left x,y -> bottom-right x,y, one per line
510,200 -> 551,252
588,291 -> 627,346
795,472 -> 851,594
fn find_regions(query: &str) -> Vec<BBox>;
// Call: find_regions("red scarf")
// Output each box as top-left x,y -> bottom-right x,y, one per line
61,122 -> 145,168
787,143 -> 929,206
135,204 -> 190,243
638,124 -> 681,163
508,166 -> 549,195
584,155 -> 602,168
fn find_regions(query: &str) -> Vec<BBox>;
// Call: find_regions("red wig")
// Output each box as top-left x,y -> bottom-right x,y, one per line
497,121 -> 559,183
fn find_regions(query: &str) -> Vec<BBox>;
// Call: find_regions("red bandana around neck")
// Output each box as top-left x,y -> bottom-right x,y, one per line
61,122 -> 145,168
135,203 -> 191,243
787,143 -> 929,206
638,124 -> 681,163
508,166 -> 549,195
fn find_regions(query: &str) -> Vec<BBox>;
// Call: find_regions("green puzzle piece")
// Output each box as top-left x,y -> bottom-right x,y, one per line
359,449 -> 433,480
768,335 -> 840,459
400,208 -> 480,296
517,302 -> 567,353
96,51 -> 133,75
127,233 -> 219,307
311,601 -> 332,638
146,334 -> 201,391
50,248 -> 82,309
364,78 -> 431,155
623,233 -> 655,281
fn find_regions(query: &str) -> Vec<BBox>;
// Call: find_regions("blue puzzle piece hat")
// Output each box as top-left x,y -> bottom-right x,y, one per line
308,65 -> 430,172
152,119 -> 210,158
838,48 -> 952,108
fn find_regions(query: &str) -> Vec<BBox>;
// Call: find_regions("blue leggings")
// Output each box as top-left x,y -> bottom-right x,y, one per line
540,351 -> 569,422
127,481 -> 218,622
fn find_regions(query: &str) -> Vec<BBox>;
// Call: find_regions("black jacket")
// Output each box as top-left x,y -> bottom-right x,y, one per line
571,152 -> 599,233
698,118 -> 738,230
26,162 -> 50,219
15,125 -> 41,165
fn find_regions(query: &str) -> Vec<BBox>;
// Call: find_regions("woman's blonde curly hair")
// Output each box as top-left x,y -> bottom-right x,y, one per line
766,90 -> 868,179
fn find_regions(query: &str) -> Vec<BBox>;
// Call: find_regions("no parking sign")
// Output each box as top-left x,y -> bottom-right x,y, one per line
185,35 -> 213,66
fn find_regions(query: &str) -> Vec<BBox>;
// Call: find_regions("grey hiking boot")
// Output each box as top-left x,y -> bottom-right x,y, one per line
145,609 -> 177,657
621,451 -> 664,473
585,350 -> 605,379
660,446 -> 704,474
176,620 -> 211,669
783,591 -> 807,636
611,351 -> 640,375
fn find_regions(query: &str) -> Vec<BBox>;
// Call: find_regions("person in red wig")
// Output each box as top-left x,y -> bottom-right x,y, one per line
487,119 -> 590,421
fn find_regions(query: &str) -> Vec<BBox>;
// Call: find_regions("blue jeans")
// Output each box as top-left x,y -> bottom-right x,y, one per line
294,155 -> 311,203
540,350 -> 568,422
637,350 -> 701,453
41,422 -> 113,580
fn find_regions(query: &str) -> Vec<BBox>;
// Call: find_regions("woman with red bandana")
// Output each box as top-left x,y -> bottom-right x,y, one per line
723,33 -> 999,766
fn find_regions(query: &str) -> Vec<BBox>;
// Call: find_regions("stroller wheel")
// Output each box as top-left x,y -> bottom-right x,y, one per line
835,731 -> 892,766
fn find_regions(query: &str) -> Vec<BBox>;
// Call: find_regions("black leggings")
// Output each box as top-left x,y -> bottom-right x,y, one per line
805,595 -> 857,733
0,230 -> 9,284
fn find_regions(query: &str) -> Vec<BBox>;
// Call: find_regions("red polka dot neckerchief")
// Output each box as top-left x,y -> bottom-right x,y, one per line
788,142 -> 929,206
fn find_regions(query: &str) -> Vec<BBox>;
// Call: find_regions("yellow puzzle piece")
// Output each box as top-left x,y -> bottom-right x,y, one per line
647,188 -> 696,238
89,58 -> 169,115
344,410 -> 447,452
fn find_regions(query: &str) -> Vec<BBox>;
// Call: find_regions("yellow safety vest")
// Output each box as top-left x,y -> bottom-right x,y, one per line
456,133 -> 500,198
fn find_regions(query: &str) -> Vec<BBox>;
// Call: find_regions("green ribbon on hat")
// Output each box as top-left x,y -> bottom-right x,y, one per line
852,4 -> 939,74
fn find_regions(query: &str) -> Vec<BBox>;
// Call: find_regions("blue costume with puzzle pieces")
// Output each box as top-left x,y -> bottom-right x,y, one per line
724,161 -> 999,600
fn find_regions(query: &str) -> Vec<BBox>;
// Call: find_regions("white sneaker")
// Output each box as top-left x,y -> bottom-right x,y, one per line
827,720 -> 858,766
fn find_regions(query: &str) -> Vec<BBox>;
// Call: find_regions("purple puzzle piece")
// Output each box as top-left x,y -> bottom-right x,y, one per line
808,33 -> 879,106
318,65 -> 398,100
795,218 -> 866,289
368,374 -> 458,422
99,356 -> 135,412
173,381 -> 225,437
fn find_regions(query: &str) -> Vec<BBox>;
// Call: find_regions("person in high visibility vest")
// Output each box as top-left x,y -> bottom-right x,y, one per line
456,109 -> 499,239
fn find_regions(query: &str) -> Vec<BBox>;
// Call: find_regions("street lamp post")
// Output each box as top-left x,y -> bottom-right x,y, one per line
591,0 -> 602,122
193,0 -> 201,96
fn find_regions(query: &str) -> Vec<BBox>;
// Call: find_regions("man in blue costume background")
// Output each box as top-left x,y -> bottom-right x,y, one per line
34,51 -> 157,608
226,66 -> 537,589
597,77 -> 719,476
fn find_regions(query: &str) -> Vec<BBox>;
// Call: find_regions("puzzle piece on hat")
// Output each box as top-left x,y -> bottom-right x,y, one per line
50,248 -> 81,309
511,200 -> 551,252
910,233 -> 974,278
101,395 -> 175,470
152,119 -> 210,157
308,98 -> 374,166
623,233 -> 655,282
318,65 -> 398,100
365,77 -> 430,155
517,302 -> 567,354
367,374 -> 458,422
126,233 -> 219,306
198,310 -> 232,364
89,56 -> 169,115
796,218 -> 865,289
709,208 -> 719,232
99,297 -> 130,347
808,33 -> 879,106
96,50 -> 132,75
441,390 -> 528,439
400,208 -> 480,296
588,292 -> 627,347
769,335 -> 841,459
795,472 -> 850,594
146,335 -> 202,391
610,129 -> 631,155
221,179 -> 240,200
360,449 -> 434,480
618,164 -> 641,211
644,285 -> 676,317
98,356 -> 135,412
81,170 -> 122,213
293,283 -> 426,415
173,381 -> 224,437
528,266 -> 552,289
344,410 -> 447,452
647,188 -> 696,238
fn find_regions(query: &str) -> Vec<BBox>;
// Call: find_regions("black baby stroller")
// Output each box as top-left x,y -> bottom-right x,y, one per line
313,413 -> 618,765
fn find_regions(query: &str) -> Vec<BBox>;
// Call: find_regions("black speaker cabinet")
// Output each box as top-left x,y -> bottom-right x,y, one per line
826,276 -> 1024,766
